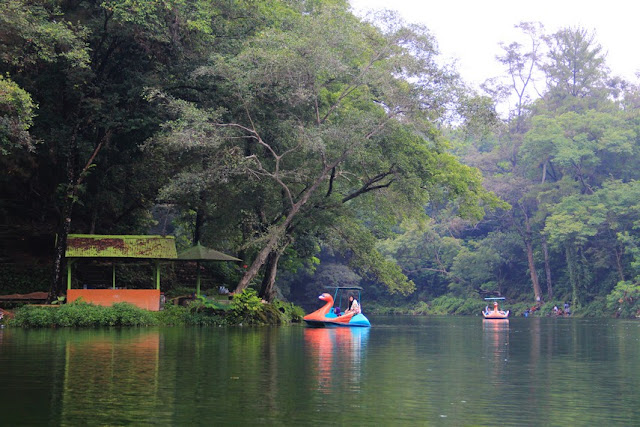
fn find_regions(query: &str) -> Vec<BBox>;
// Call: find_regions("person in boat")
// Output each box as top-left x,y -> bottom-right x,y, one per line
345,295 -> 361,315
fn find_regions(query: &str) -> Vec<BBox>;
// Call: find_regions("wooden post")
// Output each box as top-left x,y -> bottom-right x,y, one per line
155,261 -> 160,290
67,260 -> 72,290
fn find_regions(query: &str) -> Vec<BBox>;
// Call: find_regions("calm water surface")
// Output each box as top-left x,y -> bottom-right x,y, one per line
0,316 -> 639,425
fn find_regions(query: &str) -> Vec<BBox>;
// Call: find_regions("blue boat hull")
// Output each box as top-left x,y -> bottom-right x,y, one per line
304,313 -> 371,328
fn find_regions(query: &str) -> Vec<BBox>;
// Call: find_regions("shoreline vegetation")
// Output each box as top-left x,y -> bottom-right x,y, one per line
2,290 -> 638,329
365,296 -> 638,319
4,290 -> 306,328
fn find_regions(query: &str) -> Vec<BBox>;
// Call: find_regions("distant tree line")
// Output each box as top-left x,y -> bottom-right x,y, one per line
377,23 -> 640,317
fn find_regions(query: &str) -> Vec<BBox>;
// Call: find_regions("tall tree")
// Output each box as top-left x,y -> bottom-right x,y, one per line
149,4 -> 501,300
542,27 -> 609,111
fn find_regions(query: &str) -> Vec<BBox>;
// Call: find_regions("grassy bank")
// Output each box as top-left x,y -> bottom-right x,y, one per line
7,290 -> 305,328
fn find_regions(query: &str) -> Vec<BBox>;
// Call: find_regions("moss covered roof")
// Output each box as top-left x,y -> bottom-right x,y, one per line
66,235 -> 177,259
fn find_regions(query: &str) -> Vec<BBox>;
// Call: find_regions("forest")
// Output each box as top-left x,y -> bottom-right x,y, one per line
1,0 -> 639,318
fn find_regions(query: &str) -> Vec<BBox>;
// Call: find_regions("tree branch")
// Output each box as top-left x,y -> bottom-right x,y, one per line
342,165 -> 397,203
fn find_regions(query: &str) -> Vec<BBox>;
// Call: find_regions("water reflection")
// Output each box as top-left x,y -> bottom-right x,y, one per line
483,319 -> 509,386
1,319 -> 639,425
61,329 -> 162,425
304,327 -> 369,393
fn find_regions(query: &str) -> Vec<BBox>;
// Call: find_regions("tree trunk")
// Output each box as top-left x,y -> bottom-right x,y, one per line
614,247 -> 625,282
236,225 -> 285,293
194,203 -> 205,245
566,244 -> 579,308
523,217 -> 542,303
566,243 -> 590,308
193,158 -> 208,244
49,130 -> 79,303
259,249 -> 283,302
49,198 -> 73,302
235,158 -> 339,292
541,234 -> 553,299
48,129 -> 110,302
525,238 -> 542,304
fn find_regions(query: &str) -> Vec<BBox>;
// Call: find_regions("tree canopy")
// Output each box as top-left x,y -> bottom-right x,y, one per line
3,3 -> 640,317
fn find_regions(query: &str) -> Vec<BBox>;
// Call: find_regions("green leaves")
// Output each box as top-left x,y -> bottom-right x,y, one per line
521,109 -> 638,189
0,1 -> 89,69
543,27 -> 608,106
0,75 -> 37,153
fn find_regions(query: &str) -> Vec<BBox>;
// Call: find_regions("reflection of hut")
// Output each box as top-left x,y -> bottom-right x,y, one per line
65,235 -> 177,310
177,242 -> 241,296
61,330 -> 162,425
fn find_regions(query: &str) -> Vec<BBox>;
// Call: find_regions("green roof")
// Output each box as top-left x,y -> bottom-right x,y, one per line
66,235 -> 177,259
177,243 -> 241,261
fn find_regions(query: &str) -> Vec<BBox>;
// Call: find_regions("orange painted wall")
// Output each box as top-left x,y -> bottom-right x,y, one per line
67,289 -> 161,311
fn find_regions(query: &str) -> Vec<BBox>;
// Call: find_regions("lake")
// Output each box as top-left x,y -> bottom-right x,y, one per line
0,316 -> 638,425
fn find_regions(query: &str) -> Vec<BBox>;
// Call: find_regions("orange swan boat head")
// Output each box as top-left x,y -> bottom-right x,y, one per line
304,293 -> 345,320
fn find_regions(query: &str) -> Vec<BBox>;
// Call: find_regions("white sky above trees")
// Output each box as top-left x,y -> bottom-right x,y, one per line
349,0 -> 640,88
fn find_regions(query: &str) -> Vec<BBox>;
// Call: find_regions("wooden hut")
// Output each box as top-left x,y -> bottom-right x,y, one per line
65,234 -> 177,311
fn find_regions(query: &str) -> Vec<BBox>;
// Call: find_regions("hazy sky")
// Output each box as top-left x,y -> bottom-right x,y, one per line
349,0 -> 640,88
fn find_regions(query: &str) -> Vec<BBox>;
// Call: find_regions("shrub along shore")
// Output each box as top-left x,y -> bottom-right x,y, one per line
5,290 -> 305,328
3,289 -> 637,328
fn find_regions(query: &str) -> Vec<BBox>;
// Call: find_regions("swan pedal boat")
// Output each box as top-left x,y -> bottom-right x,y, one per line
304,292 -> 371,328
482,300 -> 509,319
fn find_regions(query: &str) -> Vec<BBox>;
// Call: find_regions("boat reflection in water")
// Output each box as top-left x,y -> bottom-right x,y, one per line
304,327 -> 370,393
483,319 -> 510,386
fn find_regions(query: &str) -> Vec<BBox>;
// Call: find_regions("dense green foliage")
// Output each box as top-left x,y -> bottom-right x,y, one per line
0,0 -> 497,306
368,23 -> 640,318
0,264 -> 50,295
1,1 -> 640,318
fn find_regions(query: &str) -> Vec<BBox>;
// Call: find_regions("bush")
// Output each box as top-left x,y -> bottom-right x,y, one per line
422,295 -> 486,315
11,301 -> 157,327
154,304 -> 189,325
11,306 -> 55,327
365,303 -> 407,315
55,303 -> 104,327
606,281 -> 640,318
228,289 -> 264,324
185,309 -> 228,326
271,299 -> 305,323
8,293 -> 306,327
110,303 -> 157,326
190,295 -> 232,311
579,297 -> 608,317
409,301 -> 431,315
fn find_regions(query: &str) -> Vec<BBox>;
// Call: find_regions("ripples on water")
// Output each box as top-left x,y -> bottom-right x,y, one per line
0,317 -> 638,425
